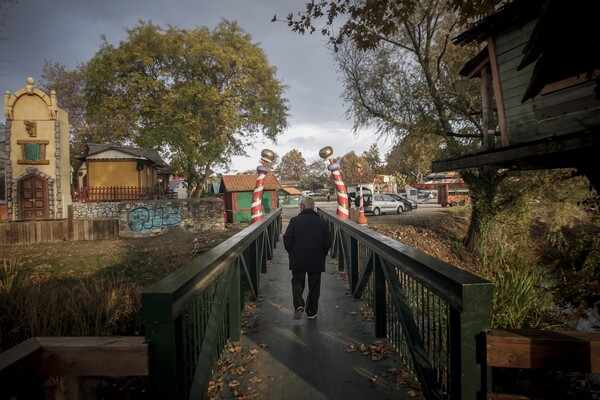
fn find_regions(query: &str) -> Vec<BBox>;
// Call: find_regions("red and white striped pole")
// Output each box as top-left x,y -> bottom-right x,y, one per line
319,146 -> 349,219
251,149 -> 275,223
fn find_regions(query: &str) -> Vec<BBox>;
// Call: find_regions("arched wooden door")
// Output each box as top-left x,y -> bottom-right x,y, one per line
19,175 -> 49,220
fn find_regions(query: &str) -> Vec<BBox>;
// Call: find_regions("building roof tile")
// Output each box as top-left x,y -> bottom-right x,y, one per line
220,174 -> 282,192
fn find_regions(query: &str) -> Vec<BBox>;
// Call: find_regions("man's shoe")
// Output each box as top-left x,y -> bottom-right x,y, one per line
307,313 -> 317,320
293,307 -> 304,320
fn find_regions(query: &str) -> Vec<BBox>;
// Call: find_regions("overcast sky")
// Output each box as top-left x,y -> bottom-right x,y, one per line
0,0 -> 392,173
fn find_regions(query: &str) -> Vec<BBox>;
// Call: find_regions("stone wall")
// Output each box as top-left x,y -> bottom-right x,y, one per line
118,198 -> 225,238
72,202 -> 120,218
71,198 -> 225,238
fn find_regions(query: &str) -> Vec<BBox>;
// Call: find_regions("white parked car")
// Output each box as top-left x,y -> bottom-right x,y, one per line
364,194 -> 404,215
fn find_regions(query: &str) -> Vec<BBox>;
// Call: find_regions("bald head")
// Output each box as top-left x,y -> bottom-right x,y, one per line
302,196 -> 315,209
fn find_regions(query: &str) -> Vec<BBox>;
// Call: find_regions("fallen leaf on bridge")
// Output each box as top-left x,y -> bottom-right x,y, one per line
233,366 -> 246,375
357,340 -> 397,361
368,374 -> 379,387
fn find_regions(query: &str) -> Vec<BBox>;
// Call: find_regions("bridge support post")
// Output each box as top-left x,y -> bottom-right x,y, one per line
229,260 -> 241,342
449,283 -> 493,400
373,256 -> 387,338
349,237 -> 359,292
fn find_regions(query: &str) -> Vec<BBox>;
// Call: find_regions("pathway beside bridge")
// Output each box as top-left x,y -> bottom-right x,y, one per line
215,204 -> 422,400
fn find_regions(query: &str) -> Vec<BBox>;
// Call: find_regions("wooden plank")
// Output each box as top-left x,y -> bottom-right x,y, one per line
52,220 -> 60,242
112,219 -> 119,239
98,220 -> 106,240
28,221 -> 34,243
0,338 -> 43,386
73,219 -> 81,241
486,329 -> 600,373
432,130 -> 599,172
1,218 -> 119,244
19,222 -> 27,244
36,337 -> 149,377
47,221 -> 53,243
488,394 -> 533,400
481,65 -> 496,149
77,219 -> 85,241
18,222 -> 26,244
86,219 -> 93,241
61,220 -> 68,241
493,18 -> 536,56
67,205 -> 74,241
63,219 -> 69,241
487,36 -> 509,146
36,221 -> 43,243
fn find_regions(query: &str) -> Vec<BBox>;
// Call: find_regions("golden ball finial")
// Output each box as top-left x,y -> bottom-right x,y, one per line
261,149 -> 276,163
26,77 -> 35,85
319,146 -> 334,159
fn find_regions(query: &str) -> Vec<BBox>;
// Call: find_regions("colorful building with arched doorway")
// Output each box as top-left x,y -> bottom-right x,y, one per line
2,78 -> 71,221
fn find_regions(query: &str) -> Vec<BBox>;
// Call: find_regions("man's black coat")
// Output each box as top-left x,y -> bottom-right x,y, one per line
283,209 -> 332,272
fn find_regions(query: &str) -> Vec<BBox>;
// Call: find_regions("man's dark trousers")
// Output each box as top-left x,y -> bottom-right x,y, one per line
292,271 -> 321,316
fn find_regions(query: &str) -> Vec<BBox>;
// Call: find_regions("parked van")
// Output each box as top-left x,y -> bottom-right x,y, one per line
364,193 -> 404,215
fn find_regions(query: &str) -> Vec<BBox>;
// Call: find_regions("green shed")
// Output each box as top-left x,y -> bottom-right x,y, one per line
277,187 -> 302,206
219,174 -> 283,223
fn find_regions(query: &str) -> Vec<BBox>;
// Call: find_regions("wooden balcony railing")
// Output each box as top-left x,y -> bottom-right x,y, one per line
72,186 -> 175,202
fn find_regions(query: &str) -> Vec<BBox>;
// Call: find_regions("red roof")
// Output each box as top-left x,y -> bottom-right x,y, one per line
220,174 -> 283,192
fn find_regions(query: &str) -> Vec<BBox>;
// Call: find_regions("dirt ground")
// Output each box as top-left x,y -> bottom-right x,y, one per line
362,202 -> 476,271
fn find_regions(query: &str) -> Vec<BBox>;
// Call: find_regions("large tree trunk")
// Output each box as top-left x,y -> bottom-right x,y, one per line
462,167 -> 504,254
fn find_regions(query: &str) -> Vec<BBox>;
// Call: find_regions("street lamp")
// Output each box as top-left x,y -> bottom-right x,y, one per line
356,163 -> 368,226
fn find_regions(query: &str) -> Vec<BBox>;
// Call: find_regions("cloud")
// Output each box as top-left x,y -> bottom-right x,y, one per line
0,0 -> 391,173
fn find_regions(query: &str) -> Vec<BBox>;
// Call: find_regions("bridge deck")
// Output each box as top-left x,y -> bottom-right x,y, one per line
216,205 -> 420,400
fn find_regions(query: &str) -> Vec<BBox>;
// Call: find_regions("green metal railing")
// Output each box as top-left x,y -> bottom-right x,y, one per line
142,209 -> 282,400
318,208 -> 492,400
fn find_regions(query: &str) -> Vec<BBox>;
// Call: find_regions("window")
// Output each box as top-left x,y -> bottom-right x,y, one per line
17,140 -> 49,165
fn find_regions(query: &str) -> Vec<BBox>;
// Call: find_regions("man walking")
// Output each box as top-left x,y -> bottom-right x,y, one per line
283,197 -> 332,320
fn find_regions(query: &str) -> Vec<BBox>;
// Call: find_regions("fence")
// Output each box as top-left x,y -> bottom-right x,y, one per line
142,208 -> 281,399
317,208 -> 493,400
0,218 -> 119,245
72,186 -> 175,202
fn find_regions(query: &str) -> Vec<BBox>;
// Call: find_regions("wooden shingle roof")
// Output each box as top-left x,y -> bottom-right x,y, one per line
84,143 -> 167,167
281,187 -> 302,195
219,174 -> 283,193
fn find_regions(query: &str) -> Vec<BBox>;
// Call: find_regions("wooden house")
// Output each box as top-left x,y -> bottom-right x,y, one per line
2,78 -> 71,221
75,144 -> 170,201
219,174 -> 282,223
433,0 -> 599,191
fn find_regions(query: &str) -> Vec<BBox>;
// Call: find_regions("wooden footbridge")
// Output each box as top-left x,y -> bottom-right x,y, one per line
1,206 -> 599,400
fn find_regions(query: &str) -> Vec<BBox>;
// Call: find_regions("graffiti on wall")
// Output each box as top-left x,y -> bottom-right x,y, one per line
127,204 -> 182,232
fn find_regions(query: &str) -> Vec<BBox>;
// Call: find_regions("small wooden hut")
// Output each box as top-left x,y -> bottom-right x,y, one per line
219,174 -> 282,223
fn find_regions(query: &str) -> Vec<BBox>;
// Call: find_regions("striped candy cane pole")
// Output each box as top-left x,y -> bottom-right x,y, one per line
251,149 -> 275,223
319,146 -> 349,219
